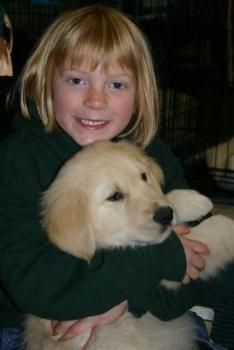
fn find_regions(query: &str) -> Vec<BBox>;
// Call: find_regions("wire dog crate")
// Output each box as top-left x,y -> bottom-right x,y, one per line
159,86 -> 234,204
154,1 -> 234,203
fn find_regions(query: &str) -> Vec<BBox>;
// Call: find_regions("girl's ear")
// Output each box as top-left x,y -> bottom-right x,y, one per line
42,189 -> 96,262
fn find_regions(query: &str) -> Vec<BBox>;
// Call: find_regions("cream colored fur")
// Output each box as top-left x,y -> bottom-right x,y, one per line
25,141 -> 234,350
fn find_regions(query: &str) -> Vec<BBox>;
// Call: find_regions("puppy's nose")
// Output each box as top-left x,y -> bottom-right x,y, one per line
153,206 -> 173,226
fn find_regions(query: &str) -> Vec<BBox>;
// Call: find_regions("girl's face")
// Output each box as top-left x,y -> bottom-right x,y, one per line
52,59 -> 136,146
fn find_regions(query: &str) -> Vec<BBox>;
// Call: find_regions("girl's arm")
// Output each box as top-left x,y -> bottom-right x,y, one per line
0,147 -> 187,320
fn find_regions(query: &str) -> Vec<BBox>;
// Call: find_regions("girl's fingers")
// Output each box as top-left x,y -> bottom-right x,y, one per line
173,224 -> 190,235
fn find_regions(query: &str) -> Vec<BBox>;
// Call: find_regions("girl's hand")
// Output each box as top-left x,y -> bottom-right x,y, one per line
51,300 -> 128,341
173,224 -> 209,284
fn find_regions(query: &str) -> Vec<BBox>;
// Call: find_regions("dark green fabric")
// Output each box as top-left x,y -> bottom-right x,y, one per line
0,110 -> 205,326
146,137 -> 189,193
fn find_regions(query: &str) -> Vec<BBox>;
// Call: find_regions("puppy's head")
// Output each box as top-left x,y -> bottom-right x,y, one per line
41,141 -> 174,261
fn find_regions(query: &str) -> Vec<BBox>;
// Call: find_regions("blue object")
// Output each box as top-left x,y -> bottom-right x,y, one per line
0,327 -> 24,350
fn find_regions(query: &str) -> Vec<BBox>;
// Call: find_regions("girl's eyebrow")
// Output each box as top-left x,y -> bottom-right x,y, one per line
61,70 -> 84,75
108,74 -> 135,80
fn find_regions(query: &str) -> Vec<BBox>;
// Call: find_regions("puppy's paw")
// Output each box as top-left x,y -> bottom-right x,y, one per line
160,279 -> 181,290
166,190 -> 213,223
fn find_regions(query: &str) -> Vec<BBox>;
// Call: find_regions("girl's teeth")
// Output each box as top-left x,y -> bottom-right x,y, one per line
81,119 -> 106,126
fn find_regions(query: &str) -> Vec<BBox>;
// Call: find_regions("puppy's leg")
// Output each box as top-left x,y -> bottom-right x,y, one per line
167,190 -> 234,279
161,214 -> 234,289
187,215 -> 234,280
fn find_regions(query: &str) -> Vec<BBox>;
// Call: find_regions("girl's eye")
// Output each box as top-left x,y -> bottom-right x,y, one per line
69,77 -> 86,86
109,81 -> 125,90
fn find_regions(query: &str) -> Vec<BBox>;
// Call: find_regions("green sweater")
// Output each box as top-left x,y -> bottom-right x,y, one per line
0,111 -> 205,326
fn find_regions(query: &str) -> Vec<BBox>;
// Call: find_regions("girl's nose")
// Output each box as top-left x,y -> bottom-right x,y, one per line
84,87 -> 107,109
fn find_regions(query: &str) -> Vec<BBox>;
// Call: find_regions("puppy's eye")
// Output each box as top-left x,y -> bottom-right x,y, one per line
107,191 -> 124,201
141,173 -> 147,181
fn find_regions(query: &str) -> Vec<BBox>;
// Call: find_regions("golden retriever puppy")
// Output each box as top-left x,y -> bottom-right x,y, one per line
25,141 -> 234,350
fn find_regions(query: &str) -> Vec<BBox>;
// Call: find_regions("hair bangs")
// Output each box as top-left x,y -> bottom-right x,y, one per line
61,14 -> 137,74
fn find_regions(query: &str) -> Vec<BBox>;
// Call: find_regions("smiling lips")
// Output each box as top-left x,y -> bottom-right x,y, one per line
78,118 -> 109,129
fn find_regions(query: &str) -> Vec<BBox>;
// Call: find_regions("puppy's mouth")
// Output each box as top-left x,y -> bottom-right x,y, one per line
128,207 -> 174,246
131,239 -> 155,246
131,226 -> 172,246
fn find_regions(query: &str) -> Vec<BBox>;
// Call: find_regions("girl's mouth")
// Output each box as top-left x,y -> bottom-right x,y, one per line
79,119 -> 108,127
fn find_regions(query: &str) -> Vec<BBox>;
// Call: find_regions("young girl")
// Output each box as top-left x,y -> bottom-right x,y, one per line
0,5 -> 210,350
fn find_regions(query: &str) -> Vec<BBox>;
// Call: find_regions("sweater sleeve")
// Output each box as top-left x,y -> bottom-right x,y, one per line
129,279 -> 207,321
0,147 -> 187,322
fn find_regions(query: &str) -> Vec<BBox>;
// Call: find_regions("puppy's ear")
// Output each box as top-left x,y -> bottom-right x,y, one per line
120,141 -> 164,184
41,189 -> 96,262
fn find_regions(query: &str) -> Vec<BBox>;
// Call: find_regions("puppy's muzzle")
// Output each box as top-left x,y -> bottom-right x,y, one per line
153,206 -> 173,226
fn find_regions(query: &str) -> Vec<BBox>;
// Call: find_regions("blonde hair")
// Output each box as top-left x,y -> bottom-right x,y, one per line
19,5 -> 159,148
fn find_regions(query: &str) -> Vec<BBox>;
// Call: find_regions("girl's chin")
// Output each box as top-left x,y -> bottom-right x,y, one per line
72,132 -> 112,147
